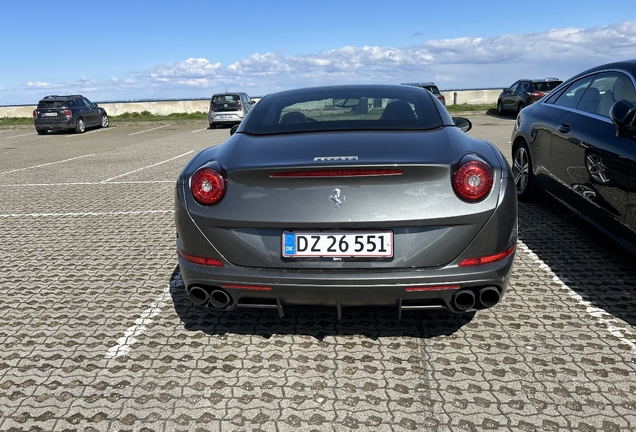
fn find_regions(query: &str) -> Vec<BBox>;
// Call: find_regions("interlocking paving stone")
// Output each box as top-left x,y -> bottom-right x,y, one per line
0,121 -> 635,431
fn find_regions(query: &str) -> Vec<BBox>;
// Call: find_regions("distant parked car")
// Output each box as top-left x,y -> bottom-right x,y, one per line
497,78 -> 562,115
401,82 -> 446,106
208,92 -> 254,129
32,95 -> 109,134
511,59 -> 636,253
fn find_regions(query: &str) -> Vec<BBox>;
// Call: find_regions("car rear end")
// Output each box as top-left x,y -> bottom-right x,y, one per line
33,98 -> 73,133
208,94 -> 245,128
527,79 -> 562,104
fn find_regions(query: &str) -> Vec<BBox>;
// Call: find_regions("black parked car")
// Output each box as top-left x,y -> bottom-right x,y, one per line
511,59 -> 636,253
33,95 -> 109,134
497,78 -> 562,115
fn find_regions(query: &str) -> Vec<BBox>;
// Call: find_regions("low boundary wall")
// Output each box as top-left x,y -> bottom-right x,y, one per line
0,89 -> 502,118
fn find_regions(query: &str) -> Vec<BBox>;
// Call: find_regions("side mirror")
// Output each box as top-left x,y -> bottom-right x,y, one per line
230,124 -> 239,135
610,99 -> 636,139
452,117 -> 472,132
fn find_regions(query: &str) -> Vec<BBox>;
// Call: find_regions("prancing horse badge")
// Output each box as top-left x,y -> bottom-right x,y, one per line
329,188 -> 345,208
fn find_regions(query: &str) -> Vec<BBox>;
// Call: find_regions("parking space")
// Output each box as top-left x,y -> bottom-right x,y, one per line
0,118 -> 635,431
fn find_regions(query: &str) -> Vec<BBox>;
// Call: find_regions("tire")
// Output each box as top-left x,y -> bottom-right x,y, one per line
101,114 -> 109,128
516,102 -> 525,114
75,118 -> 86,134
209,123 -> 216,129
36,129 -> 47,135
512,140 -> 535,201
497,100 -> 504,116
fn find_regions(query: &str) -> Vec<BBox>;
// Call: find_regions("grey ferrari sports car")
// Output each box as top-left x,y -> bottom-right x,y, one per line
175,85 -> 517,318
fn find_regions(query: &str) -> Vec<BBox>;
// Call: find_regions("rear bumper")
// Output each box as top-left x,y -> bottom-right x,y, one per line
177,247 -> 515,317
34,120 -> 73,131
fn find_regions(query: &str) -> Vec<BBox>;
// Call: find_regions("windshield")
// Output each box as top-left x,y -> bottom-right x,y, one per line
243,86 -> 446,135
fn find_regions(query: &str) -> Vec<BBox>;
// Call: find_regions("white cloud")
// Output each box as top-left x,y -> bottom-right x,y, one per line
7,21 -> 636,103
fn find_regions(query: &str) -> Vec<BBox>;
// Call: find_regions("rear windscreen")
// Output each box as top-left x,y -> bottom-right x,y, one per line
244,87 -> 446,135
532,81 -> 562,92
37,100 -> 67,108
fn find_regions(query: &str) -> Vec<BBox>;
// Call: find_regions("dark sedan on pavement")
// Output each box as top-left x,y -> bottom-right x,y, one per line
175,85 -> 518,318
511,59 -> 636,253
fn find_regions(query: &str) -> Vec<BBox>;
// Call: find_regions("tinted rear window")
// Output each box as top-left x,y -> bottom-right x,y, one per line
244,86 -> 445,135
37,100 -> 67,108
532,81 -> 562,92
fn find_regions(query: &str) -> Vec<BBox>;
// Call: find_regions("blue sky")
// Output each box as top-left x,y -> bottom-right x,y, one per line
1,0 -> 635,105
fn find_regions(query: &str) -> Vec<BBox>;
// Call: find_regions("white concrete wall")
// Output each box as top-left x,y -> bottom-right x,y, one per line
1,90 -> 502,118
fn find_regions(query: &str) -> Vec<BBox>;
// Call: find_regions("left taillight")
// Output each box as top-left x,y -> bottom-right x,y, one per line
453,159 -> 493,202
64,109 -> 72,119
191,167 -> 226,205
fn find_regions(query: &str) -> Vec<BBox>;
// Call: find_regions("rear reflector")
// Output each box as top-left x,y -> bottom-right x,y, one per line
221,284 -> 272,291
459,244 -> 516,267
177,249 -> 223,267
270,169 -> 403,178
405,284 -> 460,292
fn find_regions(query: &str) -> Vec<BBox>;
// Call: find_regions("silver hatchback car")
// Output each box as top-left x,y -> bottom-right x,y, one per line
208,92 -> 254,129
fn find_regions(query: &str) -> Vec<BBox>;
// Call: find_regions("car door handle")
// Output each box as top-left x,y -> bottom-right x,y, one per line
558,123 -> 571,133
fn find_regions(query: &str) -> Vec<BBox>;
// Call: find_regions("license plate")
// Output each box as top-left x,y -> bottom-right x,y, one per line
282,231 -> 393,258
218,114 -> 232,118
43,113 -> 57,117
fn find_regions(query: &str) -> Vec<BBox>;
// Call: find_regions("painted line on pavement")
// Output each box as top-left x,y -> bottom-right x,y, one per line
0,210 -> 173,218
129,125 -> 169,136
0,154 -> 95,176
105,286 -> 172,359
101,151 -> 194,182
518,240 -> 635,350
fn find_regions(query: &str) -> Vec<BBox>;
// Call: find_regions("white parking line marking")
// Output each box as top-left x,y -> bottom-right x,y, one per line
0,154 -> 95,176
192,128 -> 208,133
3,132 -> 37,139
101,151 -> 194,182
70,127 -> 115,136
105,286 -> 171,358
0,180 -> 173,187
0,210 -> 173,218
518,240 -> 635,350
128,125 -> 169,136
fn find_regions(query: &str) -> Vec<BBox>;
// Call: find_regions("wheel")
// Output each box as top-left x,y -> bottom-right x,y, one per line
75,118 -> 85,133
516,102 -> 525,114
36,129 -> 47,135
209,123 -> 216,129
497,100 -> 504,116
512,140 -> 535,201
101,114 -> 109,128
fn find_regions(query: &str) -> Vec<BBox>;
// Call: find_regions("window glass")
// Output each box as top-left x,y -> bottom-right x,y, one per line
508,82 -> 519,93
244,87 -> 444,135
553,75 -> 595,109
595,72 -> 636,117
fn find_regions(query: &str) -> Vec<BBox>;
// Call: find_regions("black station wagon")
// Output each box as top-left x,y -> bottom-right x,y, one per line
33,94 -> 109,134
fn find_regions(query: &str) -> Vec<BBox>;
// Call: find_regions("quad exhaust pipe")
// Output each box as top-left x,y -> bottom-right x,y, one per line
187,286 -> 232,309
452,290 -> 476,311
452,286 -> 501,311
478,286 -> 501,308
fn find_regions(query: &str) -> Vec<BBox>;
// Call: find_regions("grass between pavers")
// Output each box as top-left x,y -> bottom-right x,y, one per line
0,105 -> 497,127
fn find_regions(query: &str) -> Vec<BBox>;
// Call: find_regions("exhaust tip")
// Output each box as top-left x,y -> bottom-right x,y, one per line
452,290 -> 476,311
188,285 -> 210,306
209,289 -> 231,309
478,286 -> 501,308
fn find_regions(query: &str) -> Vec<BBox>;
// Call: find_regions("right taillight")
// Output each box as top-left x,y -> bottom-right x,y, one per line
191,167 -> 226,205
64,109 -> 72,119
453,160 -> 493,202
209,102 -> 215,112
